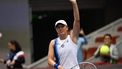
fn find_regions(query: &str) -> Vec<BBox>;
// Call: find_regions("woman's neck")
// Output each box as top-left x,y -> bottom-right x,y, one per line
59,34 -> 68,40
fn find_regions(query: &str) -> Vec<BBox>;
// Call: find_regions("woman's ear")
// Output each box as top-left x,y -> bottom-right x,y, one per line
66,26 -> 69,31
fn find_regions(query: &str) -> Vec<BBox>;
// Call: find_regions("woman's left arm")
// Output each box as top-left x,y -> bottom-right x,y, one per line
11,51 -> 25,65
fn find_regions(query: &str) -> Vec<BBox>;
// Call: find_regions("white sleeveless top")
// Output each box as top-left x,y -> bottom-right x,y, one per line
55,35 -> 79,69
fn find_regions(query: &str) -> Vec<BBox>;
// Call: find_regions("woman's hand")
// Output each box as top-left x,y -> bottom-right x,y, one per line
0,58 -> 4,63
58,65 -> 64,69
6,60 -> 11,66
10,60 -> 15,65
69,0 -> 76,3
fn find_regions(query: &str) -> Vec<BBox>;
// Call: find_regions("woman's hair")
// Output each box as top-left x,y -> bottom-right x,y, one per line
9,40 -> 22,53
104,33 -> 112,39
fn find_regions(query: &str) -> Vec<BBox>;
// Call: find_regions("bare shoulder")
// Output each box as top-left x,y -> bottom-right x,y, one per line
49,39 -> 55,48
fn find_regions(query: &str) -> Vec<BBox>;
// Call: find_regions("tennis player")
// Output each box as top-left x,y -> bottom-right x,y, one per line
48,0 -> 80,69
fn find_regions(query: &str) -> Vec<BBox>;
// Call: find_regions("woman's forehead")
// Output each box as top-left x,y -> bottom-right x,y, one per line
104,36 -> 111,38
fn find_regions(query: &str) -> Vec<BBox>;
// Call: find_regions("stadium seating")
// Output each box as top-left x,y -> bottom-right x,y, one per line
83,18 -> 122,64
117,26 -> 122,32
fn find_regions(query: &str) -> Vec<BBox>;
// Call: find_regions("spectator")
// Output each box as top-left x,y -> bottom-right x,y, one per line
0,40 -> 25,69
94,34 -> 119,64
77,29 -> 88,63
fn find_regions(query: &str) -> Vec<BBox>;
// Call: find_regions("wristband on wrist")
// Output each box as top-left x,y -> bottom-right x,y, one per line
54,63 -> 58,69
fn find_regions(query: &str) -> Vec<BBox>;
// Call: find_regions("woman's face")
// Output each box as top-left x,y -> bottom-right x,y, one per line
56,24 -> 68,36
104,35 -> 111,45
8,42 -> 16,51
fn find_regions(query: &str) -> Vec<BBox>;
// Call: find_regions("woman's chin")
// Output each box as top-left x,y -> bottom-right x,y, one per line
59,33 -> 65,36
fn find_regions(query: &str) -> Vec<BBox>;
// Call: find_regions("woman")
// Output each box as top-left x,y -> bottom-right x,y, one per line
94,34 -> 119,64
48,0 -> 80,69
0,40 -> 25,69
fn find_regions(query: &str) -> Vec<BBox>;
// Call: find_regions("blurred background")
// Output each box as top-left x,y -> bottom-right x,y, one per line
0,0 -> 122,69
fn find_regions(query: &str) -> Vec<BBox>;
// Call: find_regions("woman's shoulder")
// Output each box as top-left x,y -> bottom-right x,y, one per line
49,38 -> 58,47
16,51 -> 24,55
110,44 -> 116,49
111,44 -> 116,46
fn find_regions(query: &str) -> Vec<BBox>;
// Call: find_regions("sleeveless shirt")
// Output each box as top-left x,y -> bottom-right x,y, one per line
55,35 -> 80,69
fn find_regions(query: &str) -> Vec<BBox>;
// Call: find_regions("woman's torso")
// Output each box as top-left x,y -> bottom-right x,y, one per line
55,35 -> 79,69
